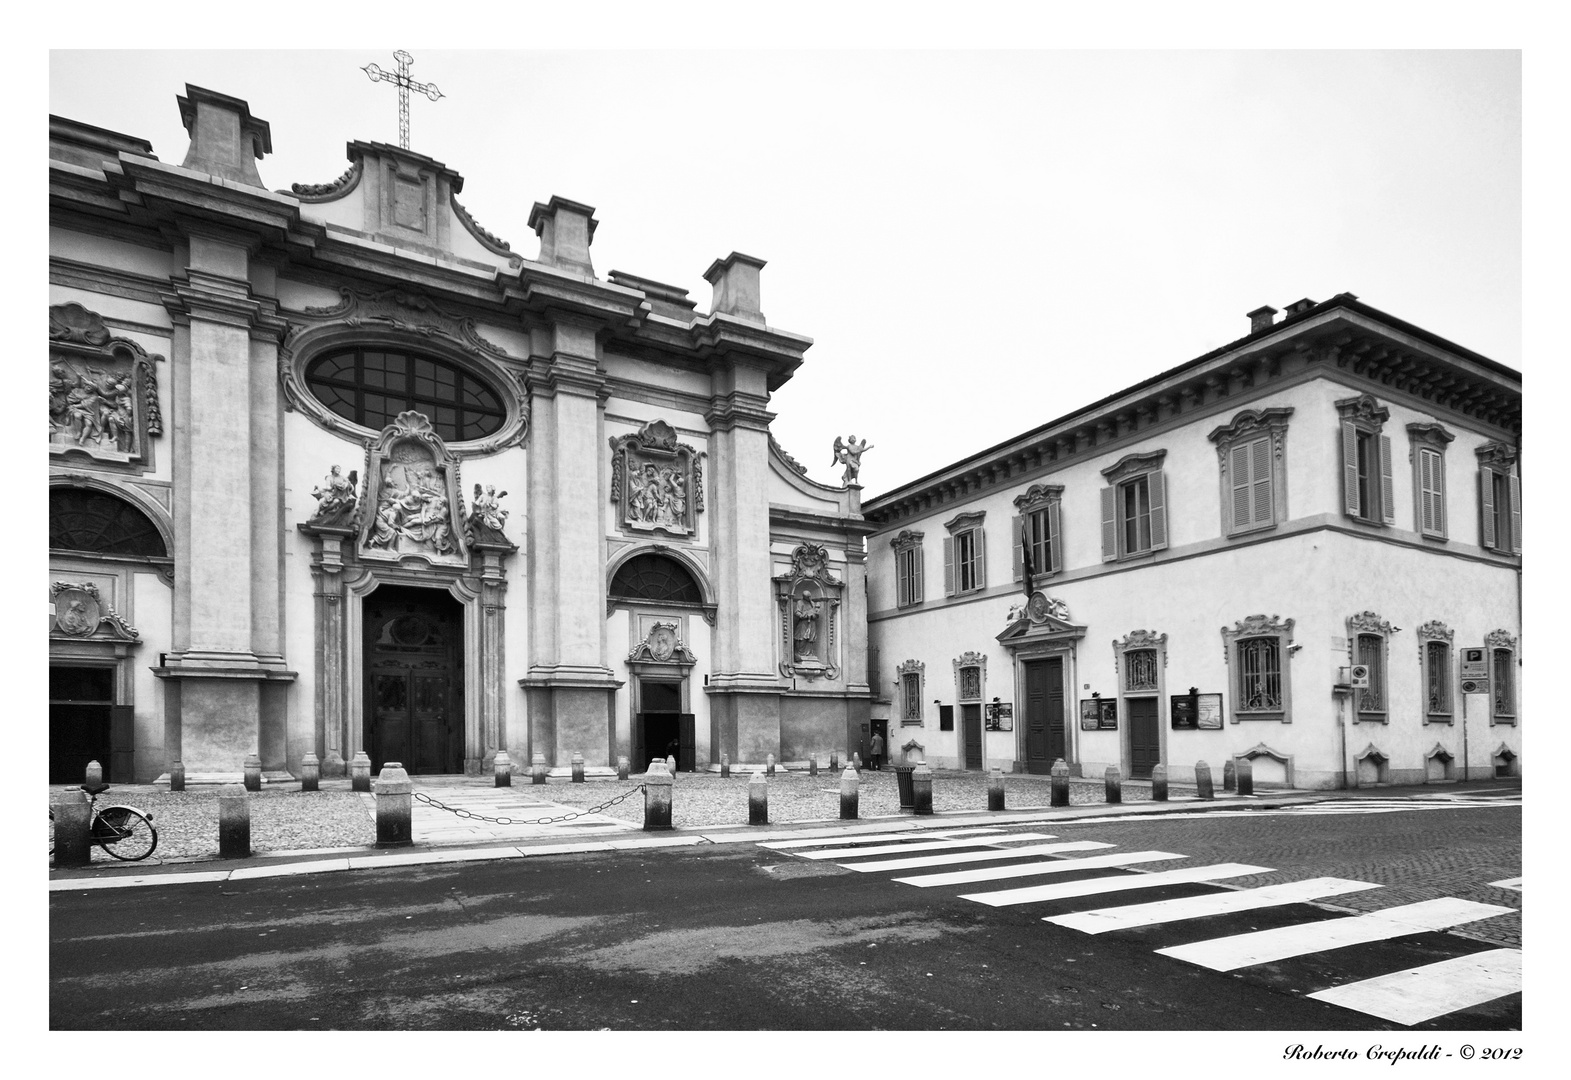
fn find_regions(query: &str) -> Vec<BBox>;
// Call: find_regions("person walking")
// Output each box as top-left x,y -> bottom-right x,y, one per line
869,731 -> 885,771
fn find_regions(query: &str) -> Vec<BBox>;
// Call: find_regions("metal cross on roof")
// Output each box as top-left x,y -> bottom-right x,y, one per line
361,50 -> 444,150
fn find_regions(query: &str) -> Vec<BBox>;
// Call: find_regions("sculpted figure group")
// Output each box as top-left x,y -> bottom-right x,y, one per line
367,463 -> 456,556
50,362 -> 135,452
627,462 -> 687,528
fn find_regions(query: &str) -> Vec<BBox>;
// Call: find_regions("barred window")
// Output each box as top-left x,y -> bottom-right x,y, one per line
1492,648 -> 1515,718
901,672 -> 923,721
959,666 -> 981,701
1124,649 -> 1159,693
1426,640 -> 1452,716
1357,633 -> 1387,715
1237,637 -> 1282,713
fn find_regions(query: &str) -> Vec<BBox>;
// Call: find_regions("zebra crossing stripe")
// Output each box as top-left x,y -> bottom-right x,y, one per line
1487,878 -> 1522,892
1045,877 -> 1384,934
796,833 -> 1056,861
896,850 -> 1186,888
840,840 -> 1115,874
758,828 -> 1004,850
1306,949 -> 1522,1026
1156,898 -> 1516,971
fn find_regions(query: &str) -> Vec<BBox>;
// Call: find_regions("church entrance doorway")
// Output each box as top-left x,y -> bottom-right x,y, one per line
1023,657 -> 1065,774
634,678 -> 693,773
1128,696 -> 1160,780
50,665 -> 116,784
364,585 -> 464,774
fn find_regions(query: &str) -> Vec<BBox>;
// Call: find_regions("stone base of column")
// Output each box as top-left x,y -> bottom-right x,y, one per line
150,661 -> 296,777
519,671 -> 623,768
706,684 -> 783,767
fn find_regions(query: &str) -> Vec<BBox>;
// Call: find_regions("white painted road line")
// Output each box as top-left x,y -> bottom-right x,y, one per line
840,840 -> 1115,873
796,833 -> 1056,861
1156,898 -> 1516,971
1305,949 -> 1523,1026
959,863 -> 1271,906
1045,877 -> 1384,934
896,850 -> 1187,889
759,828 -> 1003,850
1488,877 -> 1522,892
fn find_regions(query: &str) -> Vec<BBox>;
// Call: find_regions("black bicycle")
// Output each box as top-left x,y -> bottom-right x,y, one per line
49,783 -> 158,862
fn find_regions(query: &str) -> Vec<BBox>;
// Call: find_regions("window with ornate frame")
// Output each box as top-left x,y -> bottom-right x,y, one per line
891,530 -> 925,608
1487,630 -> 1517,723
897,659 -> 925,724
1407,423 -> 1454,541
304,346 -> 506,444
943,512 -> 987,597
1221,614 -> 1295,723
1011,484 -> 1063,583
1416,620 -> 1454,722
954,651 -> 987,703
1337,394 -> 1395,526
1100,451 -> 1168,562
1476,443 -> 1521,556
1208,407 -> 1293,537
1348,611 -> 1397,722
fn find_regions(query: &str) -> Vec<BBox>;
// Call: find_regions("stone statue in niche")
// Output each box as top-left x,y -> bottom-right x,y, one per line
833,435 -> 873,485
468,484 -> 511,545
308,465 -> 359,528
775,543 -> 842,680
793,596 -> 820,660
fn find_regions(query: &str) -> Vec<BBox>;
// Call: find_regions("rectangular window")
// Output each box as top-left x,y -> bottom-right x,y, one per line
1122,476 -> 1152,555
1101,462 -> 1167,562
1341,417 -> 1395,524
1417,447 -> 1447,539
896,547 -> 923,608
1237,637 -> 1282,714
1426,641 -> 1452,717
1028,508 -> 1053,574
901,672 -> 922,721
1355,432 -> 1379,522
1492,649 -> 1515,719
1124,649 -> 1158,693
956,530 -> 980,593
1229,435 -> 1275,532
1357,633 -> 1386,715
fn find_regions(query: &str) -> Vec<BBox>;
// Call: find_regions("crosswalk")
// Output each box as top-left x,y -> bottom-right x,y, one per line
756,825 -> 1520,1027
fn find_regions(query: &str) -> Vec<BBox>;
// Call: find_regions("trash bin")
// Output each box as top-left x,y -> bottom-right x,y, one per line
894,765 -> 916,812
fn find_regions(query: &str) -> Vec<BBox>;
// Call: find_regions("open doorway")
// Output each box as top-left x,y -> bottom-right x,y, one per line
635,678 -> 693,772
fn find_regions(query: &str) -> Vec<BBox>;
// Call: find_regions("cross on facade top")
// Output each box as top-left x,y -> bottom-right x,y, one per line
362,50 -> 443,150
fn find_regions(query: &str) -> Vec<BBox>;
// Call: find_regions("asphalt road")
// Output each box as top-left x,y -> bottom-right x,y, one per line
50,794 -> 1521,1031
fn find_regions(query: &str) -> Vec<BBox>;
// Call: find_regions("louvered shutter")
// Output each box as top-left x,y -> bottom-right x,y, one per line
1047,499 -> 1062,573
1379,434 -> 1396,524
1229,444 -> 1251,532
1342,420 -> 1361,517
1251,436 -> 1273,525
1418,450 -> 1435,534
1480,466 -> 1497,549
912,546 -> 924,603
1148,470 -> 1168,550
1011,514 -> 1024,582
1433,451 -> 1447,536
1508,472 -> 1522,554
1100,486 -> 1117,561
943,536 -> 955,596
974,528 -> 987,588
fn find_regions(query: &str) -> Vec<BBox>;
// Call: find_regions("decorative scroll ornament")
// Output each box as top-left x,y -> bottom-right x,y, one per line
1116,629 -> 1167,651
307,465 -> 359,529
49,303 -> 163,465
775,543 -> 842,680
1225,613 -> 1294,639
49,582 -> 139,641
1347,610 -> 1399,636
609,420 -> 704,538
1013,483 -> 1063,512
359,411 -> 468,565
1415,620 -> 1454,644
466,484 -> 512,547
1475,441 -> 1518,468
1484,629 -> 1517,650
1334,393 -> 1390,426
288,161 -> 362,201
770,435 -> 809,476
832,435 -> 874,485
628,621 -> 696,666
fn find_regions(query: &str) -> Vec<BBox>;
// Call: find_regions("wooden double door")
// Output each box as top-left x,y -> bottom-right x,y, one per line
365,586 -> 464,774
1022,657 -> 1066,774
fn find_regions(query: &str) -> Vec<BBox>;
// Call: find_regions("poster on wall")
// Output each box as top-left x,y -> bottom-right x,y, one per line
1171,693 -> 1224,729
1197,693 -> 1223,729
1079,698 -> 1117,730
986,702 -> 1014,731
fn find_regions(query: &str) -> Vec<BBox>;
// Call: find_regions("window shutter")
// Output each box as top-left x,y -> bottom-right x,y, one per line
1341,420 -> 1361,517
1418,450 -> 1435,534
1479,466 -> 1497,549
1047,499 -> 1062,573
974,528 -> 987,589
1251,436 -> 1273,525
1229,444 -> 1251,532
1011,514 -> 1024,582
1508,472 -> 1522,554
943,536 -> 955,596
1379,434 -> 1396,524
912,546 -> 924,604
1433,451 -> 1447,536
1100,486 -> 1117,562
1148,470 -> 1168,550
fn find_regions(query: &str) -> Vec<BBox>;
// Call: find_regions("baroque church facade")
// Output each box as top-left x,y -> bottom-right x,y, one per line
49,85 -> 873,784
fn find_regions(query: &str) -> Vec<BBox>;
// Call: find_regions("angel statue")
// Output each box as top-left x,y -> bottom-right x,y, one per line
308,465 -> 358,528
832,435 -> 874,485
468,483 -> 511,545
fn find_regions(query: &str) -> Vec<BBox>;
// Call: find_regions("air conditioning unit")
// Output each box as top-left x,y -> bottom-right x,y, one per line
1349,665 -> 1371,689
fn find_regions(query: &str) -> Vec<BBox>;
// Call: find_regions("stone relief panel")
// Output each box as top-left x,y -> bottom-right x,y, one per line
609,420 -> 704,538
358,411 -> 468,566
774,544 -> 842,680
49,303 -> 163,467
49,581 -> 139,642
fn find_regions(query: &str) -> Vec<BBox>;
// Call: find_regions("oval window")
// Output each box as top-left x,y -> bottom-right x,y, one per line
303,347 -> 506,443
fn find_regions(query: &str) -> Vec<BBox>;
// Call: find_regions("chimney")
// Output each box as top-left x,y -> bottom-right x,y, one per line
1247,306 -> 1278,334
704,252 -> 767,324
1283,297 -> 1317,316
527,196 -> 598,280
177,85 -> 272,187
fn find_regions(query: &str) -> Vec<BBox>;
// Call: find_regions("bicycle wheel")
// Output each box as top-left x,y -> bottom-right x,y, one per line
95,806 -> 158,861
48,810 -> 55,856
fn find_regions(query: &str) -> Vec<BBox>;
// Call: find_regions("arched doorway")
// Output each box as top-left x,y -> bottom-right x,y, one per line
363,585 -> 465,774
612,551 -> 703,772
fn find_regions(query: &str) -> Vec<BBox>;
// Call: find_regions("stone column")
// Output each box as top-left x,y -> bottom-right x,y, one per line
301,525 -> 355,775
471,542 -> 515,772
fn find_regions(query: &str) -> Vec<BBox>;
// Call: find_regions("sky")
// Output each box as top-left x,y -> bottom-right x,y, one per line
47,47 -> 1523,499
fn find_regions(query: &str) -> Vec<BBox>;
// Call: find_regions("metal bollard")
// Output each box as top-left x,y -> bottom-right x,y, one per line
1195,760 -> 1215,801
840,766 -> 859,820
244,752 -> 263,792
301,752 -> 320,792
570,752 -> 585,784
829,750 -> 840,773
493,750 -> 512,787
374,763 -> 413,848
1151,763 -> 1168,802
643,759 -> 673,831
532,752 -> 547,785
767,753 -> 776,776
169,759 -> 185,792
749,770 -> 768,825
617,755 -> 630,782
219,783 -> 250,859
1050,758 -> 1070,807
912,763 -> 934,816
987,766 -> 1005,811
1222,758 -> 1236,793
1105,766 -> 1123,804
1236,758 -> 1254,797
84,759 -> 103,789
809,754 -> 818,777
720,753 -> 730,779
350,751 -> 371,793
52,789 -> 93,867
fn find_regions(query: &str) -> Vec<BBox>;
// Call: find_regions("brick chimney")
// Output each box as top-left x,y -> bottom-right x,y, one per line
177,85 -> 272,187
1247,305 -> 1278,334
704,252 -> 767,324
528,196 -> 598,279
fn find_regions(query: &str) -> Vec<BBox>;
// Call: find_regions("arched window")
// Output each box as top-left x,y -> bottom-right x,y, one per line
50,488 -> 167,557
304,347 -> 506,443
609,553 -> 702,605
